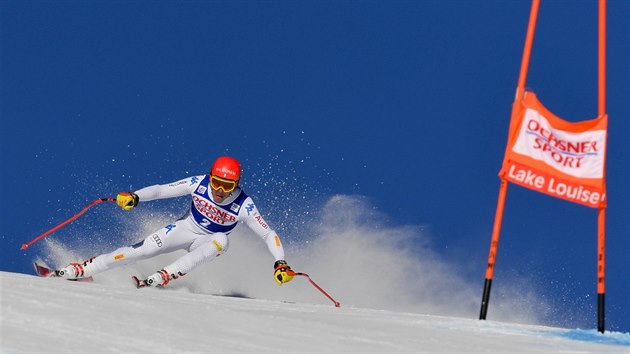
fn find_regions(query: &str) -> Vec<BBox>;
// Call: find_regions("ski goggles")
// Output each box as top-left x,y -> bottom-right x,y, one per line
210,175 -> 238,193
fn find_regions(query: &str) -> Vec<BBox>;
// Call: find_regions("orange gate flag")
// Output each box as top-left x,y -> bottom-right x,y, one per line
500,91 -> 607,208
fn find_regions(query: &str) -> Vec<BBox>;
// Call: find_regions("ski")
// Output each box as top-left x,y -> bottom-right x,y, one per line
33,262 -> 54,277
33,262 -> 94,282
131,275 -> 149,289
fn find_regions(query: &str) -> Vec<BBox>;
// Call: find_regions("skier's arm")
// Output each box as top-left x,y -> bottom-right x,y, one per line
241,198 -> 285,261
135,176 -> 203,202
241,198 -> 293,285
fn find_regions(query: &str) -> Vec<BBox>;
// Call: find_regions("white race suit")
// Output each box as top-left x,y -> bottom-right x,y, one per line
79,174 -> 285,279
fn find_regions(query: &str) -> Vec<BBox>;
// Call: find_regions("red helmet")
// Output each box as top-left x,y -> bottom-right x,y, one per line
211,156 -> 241,181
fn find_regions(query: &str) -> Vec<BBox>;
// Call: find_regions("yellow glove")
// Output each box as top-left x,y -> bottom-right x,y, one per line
116,192 -> 139,210
274,260 -> 294,286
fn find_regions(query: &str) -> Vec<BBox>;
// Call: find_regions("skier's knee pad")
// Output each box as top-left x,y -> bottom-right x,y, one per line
189,233 -> 229,257
210,233 -> 228,255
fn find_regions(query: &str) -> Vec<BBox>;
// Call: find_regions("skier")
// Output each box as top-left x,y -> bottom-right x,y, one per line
55,156 -> 294,288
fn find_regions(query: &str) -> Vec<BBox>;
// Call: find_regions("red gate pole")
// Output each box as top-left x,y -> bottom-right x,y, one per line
479,179 -> 508,319
596,0 -> 607,334
479,0 -> 540,321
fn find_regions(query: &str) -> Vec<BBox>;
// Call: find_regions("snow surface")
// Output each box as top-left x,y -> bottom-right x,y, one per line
3,196 -> 629,352
1,271 -> 629,353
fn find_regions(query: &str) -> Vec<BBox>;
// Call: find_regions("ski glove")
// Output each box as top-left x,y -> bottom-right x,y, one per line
274,260 -> 294,286
116,192 -> 139,211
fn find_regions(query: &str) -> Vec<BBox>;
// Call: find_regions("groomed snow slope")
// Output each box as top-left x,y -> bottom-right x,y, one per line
1,271 -> 628,353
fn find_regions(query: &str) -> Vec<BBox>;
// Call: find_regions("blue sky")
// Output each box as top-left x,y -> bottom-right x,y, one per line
1,1 -> 628,332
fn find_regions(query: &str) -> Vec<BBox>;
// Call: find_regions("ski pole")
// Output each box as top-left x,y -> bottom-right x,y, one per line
21,198 -> 116,250
288,270 -> 341,307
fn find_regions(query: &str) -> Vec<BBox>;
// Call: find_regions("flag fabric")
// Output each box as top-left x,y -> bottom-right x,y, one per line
500,91 -> 607,208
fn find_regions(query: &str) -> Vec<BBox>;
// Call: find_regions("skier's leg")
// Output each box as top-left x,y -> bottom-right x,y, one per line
57,220 -> 196,279
144,232 -> 229,286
